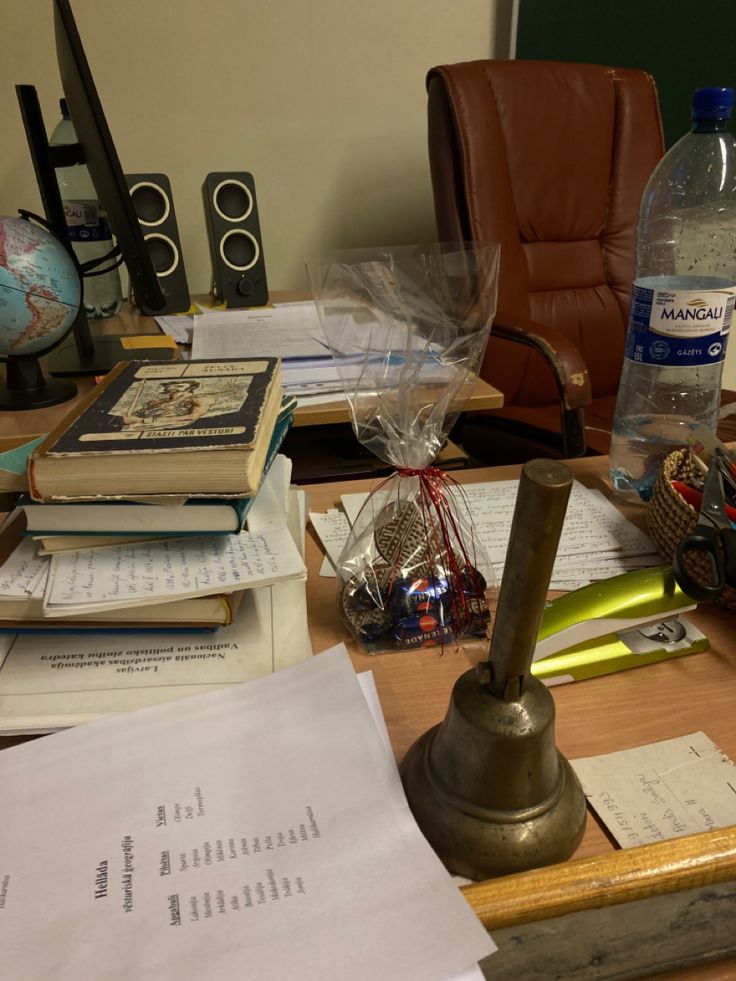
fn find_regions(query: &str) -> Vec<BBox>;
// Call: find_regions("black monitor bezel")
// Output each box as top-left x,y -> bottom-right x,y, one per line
53,0 -> 165,311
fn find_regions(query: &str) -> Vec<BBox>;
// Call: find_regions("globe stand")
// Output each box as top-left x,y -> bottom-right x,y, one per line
0,355 -> 77,411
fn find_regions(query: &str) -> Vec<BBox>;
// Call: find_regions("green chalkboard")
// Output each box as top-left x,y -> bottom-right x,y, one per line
515,2 -> 735,147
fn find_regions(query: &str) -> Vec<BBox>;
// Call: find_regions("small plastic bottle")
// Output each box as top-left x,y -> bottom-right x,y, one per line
49,98 -> 123,319
609,87 -> 736,500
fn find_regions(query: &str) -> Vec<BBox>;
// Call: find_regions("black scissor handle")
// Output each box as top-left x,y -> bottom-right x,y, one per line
720,525 -> 736,587
673,525 -> 725,602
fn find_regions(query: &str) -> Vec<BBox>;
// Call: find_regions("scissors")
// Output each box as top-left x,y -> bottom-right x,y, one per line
673,449 -> 736,602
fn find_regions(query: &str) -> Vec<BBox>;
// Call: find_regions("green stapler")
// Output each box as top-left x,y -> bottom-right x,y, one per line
531,565 -> 709,685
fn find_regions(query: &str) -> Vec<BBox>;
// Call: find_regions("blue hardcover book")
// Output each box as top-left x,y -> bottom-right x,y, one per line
21,409 -> 294,538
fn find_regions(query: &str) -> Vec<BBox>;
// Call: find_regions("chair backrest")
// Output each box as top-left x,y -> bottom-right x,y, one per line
427,59 -> 664,408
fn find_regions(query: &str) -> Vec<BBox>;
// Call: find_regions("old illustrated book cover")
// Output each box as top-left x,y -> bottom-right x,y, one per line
20,411 -> 294,537
28,358 -> 282,501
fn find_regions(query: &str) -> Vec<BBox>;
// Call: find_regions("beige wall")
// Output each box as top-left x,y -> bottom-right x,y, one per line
1,0 -> 501,295
13,3 -> 732,391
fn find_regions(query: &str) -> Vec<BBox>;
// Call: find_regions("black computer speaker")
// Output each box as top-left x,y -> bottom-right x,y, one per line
202,172 -> 268,307
124,173 -> 191,315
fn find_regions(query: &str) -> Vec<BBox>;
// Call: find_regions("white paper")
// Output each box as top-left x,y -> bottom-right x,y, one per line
320,553 -> 337,577
339,480 -> 659,588
0,582 -> 310,734
246,455 -> 293,532
0,471 -> 312,735
353,676 -> 486,980
0,632 -> 14,665
155,315 -> 194,346
296,390 -> 350,407
572,732 -> 736,848
310,508 -> 351,569
43,526 -> 307,616
191,321 -> 329,361
281,361 -> 342,386
289,488 -> 307,559
0,645 -> 494,980
343,481 -> 656,561
189,302 -> 329,361
356,671 -> 392,754
0,535 -> 46,598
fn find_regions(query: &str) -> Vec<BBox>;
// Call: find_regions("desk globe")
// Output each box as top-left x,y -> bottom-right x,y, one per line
0,215 -> 81,410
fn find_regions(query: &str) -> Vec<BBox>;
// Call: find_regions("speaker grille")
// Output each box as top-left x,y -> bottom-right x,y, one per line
144,233 -> 179,277
213,179 -> 253,222
125,173 -> 191,314
129,181 -> 170,225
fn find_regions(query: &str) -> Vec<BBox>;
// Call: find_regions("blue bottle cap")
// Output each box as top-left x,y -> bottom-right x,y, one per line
691,87 -> 735,121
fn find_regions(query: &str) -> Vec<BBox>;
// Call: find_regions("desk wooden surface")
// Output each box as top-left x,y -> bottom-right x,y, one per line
0,294 -> 503,436
303,455 -> 736,865
1,401 -> 734,973
304,455 -> 736,979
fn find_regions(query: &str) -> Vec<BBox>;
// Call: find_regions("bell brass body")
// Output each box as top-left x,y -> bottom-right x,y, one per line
400,668 -> 586,880
400,459 -> 587,880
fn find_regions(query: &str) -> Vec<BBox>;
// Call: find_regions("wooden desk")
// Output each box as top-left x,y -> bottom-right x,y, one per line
0,296 -> 503,437
291,375 -> 501,428
304,456 -> 736,853
303,456 -> 736,979
1,414 -> 732,974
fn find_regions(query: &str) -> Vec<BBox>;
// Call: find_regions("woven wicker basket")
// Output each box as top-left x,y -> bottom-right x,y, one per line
647,447 -> 736,610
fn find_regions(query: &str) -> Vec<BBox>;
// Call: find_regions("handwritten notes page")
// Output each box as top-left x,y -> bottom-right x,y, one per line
310,508 -> 350,576
0,462 -> 311,733
42,526 -> 307,616
0,533 -> 47,599
332,480 -> 659,589
572,732 -> 736,848
0,645 -> 494,980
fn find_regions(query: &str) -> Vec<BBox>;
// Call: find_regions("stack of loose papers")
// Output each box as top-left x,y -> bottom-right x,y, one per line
0,524 -> 305,619
0,645 -> 495,979
184,301 -> 348,405
157,301 -> 328,348
0,468 -> 312,735
42,526 -> 305,617
156,301 -> 347,405
168,300 -> 464,410
312,479 -> 660,590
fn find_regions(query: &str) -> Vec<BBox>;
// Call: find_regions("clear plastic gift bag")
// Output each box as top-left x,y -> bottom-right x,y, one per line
307,243 -> 500,653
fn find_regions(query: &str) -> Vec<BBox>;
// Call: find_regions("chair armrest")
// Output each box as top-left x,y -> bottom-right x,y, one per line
493,314 -> 592,411
492,314 -> 593,458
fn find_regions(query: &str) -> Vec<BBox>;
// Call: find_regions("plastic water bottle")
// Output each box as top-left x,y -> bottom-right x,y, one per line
49,98 -> 123,319
609,87 -> 736,500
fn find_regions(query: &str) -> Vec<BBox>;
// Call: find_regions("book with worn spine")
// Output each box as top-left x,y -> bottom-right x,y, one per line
0,511 -> 244,633
0,590 -> 243,633
29,358 -> 282,501
20,410 -> 294,537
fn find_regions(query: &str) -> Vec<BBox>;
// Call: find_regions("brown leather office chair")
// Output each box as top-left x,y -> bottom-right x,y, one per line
427,59 -> 665,461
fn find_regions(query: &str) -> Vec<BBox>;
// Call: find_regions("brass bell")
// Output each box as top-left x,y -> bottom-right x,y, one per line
400,459 -> 587,880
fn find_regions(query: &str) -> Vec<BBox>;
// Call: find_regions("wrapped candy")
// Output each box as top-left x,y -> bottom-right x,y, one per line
307,243 -> 499,653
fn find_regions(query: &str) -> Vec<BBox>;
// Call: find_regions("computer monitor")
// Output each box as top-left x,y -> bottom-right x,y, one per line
15,0 -> 173,378
53,0 -> 164,316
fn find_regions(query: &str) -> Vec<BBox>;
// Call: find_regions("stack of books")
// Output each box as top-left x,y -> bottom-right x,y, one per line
1,358 -> 302,634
